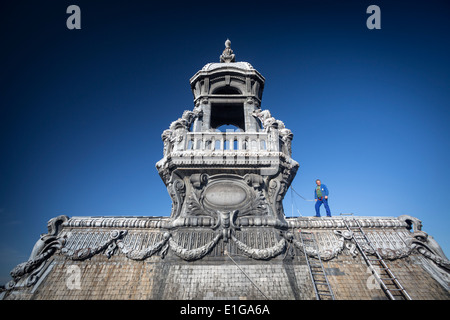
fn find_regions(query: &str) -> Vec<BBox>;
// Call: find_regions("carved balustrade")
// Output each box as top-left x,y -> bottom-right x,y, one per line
168,131 -> 290,159
184,131 -> 276,153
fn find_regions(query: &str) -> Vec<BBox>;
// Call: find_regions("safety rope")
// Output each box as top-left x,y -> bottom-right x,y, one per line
290,185 -> 315,217
291,186 -> 315,201
224,250 -> 270,300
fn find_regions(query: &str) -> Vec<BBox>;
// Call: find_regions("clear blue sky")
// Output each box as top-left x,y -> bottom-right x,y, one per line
1,0 -> 449,285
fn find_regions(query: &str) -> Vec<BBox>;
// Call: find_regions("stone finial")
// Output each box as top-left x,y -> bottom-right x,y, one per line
220,39 -> 236,63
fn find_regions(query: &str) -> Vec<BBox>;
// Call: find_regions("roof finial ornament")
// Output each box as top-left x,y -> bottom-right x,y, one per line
220,39 -> 236,63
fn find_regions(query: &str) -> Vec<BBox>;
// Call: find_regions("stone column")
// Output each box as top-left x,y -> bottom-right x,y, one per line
200,99 -> 212,131
243,98 -> 260,132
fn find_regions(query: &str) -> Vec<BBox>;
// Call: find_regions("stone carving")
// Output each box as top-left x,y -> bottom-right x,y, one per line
244,173 -> 264,190
169,234 -> 222,261
161,129 -> 173,158
65,216 -> 170,228
279,218 -> 448,272
29,215 -> 68,259
406,230 -> 450,270
62,230 -> 128,260
232,235 -> 286,260
167,177 -> 186,219
252,109 -> 295,156
7,215 -> 68,288
396,215 -> 449,269
34,210 -> 285,263
288,229 -> 419,262
267,178 -> 283,218
287,217 -> 409,229
289,231 -> 346,261
238,189 -> 268,216
24,215 -> 449,267
377,247 -> 412,260
399,214 -> 423,233
190,173 -> 208,189
185,175 -> 270,219
186,192 -> 211,216
156,108 -> 203,185
252,109 -> 275,131
212,210 -> 239,242
169,110 -> 199,131
266,162 -> 298,223
6,214 -> 450,294
220,39 -> 236,63
279,128 -> 294,156
333,230 -> 357,257
324,228 -> 413,261
120,232 -> 171,260
185,173 -> 209,216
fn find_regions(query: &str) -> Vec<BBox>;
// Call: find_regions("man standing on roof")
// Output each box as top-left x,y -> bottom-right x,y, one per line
314,179 -> 331,217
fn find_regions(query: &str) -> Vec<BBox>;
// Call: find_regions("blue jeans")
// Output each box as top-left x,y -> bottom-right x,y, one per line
315,198 -> 331,217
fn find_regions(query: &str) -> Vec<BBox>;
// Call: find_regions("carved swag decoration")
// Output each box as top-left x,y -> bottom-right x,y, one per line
7,215 -> 450,290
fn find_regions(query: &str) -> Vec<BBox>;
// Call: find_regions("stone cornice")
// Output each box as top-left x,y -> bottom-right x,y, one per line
287,216 -> 410,229
65,216 -> 171,229
6,214 -> 449,292
64,215 -> 410,230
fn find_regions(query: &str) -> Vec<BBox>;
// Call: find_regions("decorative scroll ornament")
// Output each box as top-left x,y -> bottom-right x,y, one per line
185,173 -> 211,216
406,230 -> 450,271
167,177 -> 186,219
8,215 -> 69,288
9,238 -> 66,288
186,192 -> 211,216
190,173 -> 208,189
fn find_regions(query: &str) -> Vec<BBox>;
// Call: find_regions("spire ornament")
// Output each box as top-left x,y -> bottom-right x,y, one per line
220,39 -> 236,63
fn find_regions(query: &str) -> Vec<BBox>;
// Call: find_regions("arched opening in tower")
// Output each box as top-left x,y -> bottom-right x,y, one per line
210,102 -> 245,131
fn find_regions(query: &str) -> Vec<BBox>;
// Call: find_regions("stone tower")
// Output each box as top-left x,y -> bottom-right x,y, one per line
156,39 -> 299,231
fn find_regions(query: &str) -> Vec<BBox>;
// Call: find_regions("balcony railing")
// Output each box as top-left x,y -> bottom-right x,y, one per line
182,132 -> 278,153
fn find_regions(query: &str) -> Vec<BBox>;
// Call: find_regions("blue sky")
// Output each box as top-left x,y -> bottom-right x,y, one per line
1,0 -> 449,285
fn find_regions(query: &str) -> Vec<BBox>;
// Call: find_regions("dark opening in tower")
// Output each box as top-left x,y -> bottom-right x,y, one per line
213,86 -> 241,95
210,103 -> 245,131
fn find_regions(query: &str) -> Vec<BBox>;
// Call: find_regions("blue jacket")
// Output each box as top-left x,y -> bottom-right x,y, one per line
314,184 -> 329,199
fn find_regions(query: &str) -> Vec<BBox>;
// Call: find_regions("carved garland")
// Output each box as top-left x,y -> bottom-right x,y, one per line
120,232 -> 171,260
7,215 -> 450,290
232,235 -> 286,260
169,234 -> 222,261
290,230 -> 348,261
62,230 -> 127,260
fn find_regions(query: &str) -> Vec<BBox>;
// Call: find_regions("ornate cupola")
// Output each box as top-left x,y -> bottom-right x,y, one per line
156,40 -> 299,230
189,39 -> 265,133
